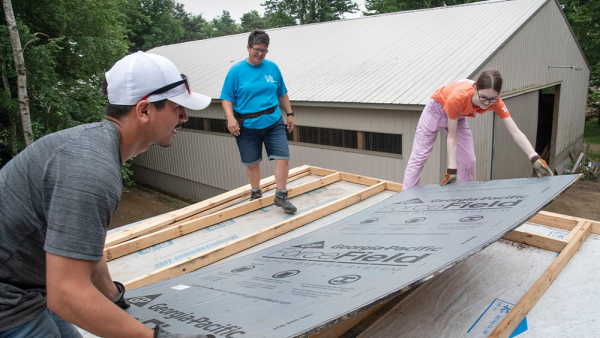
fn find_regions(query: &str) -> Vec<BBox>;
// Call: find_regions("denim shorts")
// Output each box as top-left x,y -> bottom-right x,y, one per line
0,307 -> 82,338
235,117 -> 290,166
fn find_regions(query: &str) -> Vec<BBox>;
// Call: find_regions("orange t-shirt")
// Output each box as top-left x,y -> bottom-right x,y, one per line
431,79 -> 510,120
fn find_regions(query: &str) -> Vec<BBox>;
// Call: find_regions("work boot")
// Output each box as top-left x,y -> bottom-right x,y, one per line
250,188 -> 262,201
274,189 -> 297,214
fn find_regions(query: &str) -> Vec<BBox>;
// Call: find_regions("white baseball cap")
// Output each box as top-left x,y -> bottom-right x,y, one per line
105,51 -> 211,110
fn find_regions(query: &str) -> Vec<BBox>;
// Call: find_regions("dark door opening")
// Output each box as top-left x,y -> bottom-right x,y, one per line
535,87 -> 556,163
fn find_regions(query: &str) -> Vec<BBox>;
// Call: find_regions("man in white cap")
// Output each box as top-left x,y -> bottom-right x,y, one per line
0,52 -> 213,338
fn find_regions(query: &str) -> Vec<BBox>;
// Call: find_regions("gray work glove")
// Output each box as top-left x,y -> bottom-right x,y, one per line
440,168 -> 457,186
154,325 -> 216,338
531,156 -> 553,177
111,281 -> 130,309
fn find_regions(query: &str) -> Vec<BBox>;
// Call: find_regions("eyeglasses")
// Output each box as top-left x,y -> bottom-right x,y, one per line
249,45 -> 269,54
140,74 -> 190,102
478,91 -> 499,104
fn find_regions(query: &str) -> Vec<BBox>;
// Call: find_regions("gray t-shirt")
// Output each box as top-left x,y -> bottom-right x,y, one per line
0,120 -> 122,331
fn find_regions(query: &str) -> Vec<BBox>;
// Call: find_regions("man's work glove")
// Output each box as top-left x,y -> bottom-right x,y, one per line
531,155 -> 553,177
111,281 -> 130,309
440,168 -> 457,186
154,325 -> 216,338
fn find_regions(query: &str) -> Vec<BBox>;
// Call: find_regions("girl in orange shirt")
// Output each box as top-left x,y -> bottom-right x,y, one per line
403,70 -> 552,190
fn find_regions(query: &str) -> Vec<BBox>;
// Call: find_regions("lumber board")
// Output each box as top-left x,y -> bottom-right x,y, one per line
104,173 -> 342,261
502,229 -> 568,253
135,171 -> 313,238
123,182 -> 387,290
385,181 -> 403,192
489,221 -> 592,338
309,166 -> 338,177
529,211 -> 581,230
310,301 -> 389,338
564,221 -> 585,243
105,165 -> 311,247
309,166 -> 384,187
174,165 -> 311,222
176,171 -> 312,224
593,221 -> 600,235
340,172 -> 382,186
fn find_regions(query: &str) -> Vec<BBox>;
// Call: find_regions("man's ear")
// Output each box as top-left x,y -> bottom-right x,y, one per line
135,100 -> 151,123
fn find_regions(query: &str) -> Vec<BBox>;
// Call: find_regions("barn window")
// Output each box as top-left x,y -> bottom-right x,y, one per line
183,118 -> 402,156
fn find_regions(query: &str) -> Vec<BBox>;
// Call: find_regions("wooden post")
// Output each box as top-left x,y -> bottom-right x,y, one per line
581,143 -> 590,175
293,126 -> 300,142
203,118 -> 210,132
357,131 -> 365,150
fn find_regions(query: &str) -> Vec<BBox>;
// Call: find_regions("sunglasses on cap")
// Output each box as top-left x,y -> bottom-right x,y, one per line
140,74 -> 190,102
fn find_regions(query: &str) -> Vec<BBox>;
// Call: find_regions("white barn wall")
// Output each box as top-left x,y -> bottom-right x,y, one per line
465,113 -> 495,181
186,103 -> 421,134
492,91 -> 540,180
476,0 -> 589,158
133,110 -> 443,197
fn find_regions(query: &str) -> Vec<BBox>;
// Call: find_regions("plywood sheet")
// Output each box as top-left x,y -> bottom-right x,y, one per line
115,175 -> 578,337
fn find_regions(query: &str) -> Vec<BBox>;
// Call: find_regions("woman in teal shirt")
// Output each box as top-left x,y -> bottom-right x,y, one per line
221,29 -> 297,214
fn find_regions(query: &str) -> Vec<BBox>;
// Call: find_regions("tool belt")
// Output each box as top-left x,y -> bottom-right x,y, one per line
227,105 -> 277,135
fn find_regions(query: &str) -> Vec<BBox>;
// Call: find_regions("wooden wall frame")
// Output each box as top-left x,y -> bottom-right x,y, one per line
107,166 -> 403,290
317,214 -> 599,338
106,165 -> 595,338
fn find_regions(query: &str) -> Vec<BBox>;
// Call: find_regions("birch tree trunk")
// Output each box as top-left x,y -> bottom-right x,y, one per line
1,61 -> 17,156
3,0 -> 33,147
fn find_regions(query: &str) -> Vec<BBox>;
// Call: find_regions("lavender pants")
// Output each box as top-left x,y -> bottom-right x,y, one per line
403,98 -> 477,190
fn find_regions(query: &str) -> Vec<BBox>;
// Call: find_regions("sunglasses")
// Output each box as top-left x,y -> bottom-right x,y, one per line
140,74 -> 190,102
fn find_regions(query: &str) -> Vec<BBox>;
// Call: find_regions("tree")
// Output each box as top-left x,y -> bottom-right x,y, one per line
211,10 -> 240,37
125,0 -> 184,52
263,0 -> 359,25
3,0 -> 32,147
241,10 -> 268,32
363,0 -> 482,15
173,2 -> 209,42
560,0 -> 600,123
0,0 -> 129,166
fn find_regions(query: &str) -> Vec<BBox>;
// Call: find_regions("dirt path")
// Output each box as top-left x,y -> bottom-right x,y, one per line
543,179 -> 600,222
108,186 -> 190,230
109,178 -> 600,230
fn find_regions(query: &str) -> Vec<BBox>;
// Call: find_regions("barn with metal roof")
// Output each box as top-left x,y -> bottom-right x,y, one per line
132,0 -> 589,200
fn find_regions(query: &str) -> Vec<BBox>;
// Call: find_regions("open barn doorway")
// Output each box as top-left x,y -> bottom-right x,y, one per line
536,84 -> 560,172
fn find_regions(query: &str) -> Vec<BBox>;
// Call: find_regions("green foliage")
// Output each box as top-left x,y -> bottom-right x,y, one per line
0,0 -> 129,168
363,0 -> 483,15
263,0 -> 359,25
561,0 -> 600,87
241,10 -> 269,31
561,0 -> 600,128
585,118 -> 600,144
125,0 -> 185,52
173,3 -> 209,42
210,10 -> 241,37
122,157 -> 136,192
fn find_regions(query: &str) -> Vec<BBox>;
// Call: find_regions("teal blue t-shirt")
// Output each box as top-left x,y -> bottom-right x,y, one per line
220,59 -> 287,129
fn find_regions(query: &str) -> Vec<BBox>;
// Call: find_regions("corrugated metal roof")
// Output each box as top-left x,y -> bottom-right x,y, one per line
149,0 -> 547,106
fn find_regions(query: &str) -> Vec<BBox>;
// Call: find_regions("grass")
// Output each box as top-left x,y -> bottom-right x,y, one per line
584,118 -> 600,144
